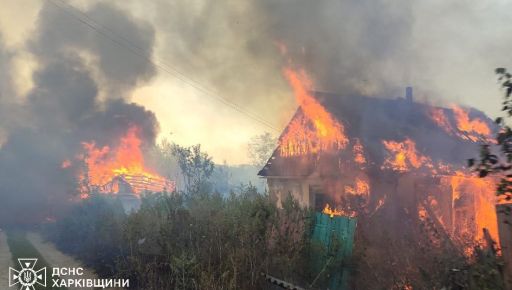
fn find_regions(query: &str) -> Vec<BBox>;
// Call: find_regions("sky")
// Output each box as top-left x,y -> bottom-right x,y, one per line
0,0 -> 511,164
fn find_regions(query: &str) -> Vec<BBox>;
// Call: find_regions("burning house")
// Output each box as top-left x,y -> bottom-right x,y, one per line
258,68 -> 506,287
259,88 -> 499,238
71,126 -> 175,212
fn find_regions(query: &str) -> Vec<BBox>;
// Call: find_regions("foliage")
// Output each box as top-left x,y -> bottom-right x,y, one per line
147,138 -> 181,182
469,68 -> 512,202
466,68 -> 510,290
171,144 -> 215,194
46,186 -> 321,290
44,195 -> 126,277
247,132 -> 277,167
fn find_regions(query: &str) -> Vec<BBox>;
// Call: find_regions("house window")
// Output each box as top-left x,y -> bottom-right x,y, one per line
310,185 -> 326,211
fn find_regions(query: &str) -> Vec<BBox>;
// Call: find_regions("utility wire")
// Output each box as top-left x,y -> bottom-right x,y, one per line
46,0 -> 281,133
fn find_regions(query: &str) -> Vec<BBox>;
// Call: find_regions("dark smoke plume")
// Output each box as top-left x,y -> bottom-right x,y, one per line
150,0 -> 508,120
150,0 -> 415,121
0,2 -> 158,225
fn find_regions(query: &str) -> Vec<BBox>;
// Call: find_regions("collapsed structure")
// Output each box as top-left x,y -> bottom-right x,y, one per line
71,126 -> 175,212
95,173 -> 175,212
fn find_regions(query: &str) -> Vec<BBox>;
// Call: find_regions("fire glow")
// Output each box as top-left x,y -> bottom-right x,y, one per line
428,106 -> 492,142
344,178 -> 370,197
381,138 -> 433,172
77,126 -> 171,196
271,56 -> 500,249
279,68 -> 348,157
449,171 -> 499,245
322,203 -> 356,218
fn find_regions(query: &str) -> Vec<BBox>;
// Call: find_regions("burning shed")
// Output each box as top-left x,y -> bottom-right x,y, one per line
64,126 -> 176,212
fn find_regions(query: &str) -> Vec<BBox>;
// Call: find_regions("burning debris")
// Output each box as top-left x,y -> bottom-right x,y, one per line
75,126 -> 175,199
0,2 -> 162,224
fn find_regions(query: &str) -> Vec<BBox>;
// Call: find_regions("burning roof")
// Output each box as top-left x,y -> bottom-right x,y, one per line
259,91 -> 495,177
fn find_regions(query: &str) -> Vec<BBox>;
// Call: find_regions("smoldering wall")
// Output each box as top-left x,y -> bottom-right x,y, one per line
0,2 -> 159,225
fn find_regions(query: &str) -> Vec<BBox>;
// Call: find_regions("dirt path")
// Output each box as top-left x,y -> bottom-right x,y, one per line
0,230 -> 13,289
26,232 -> 121,290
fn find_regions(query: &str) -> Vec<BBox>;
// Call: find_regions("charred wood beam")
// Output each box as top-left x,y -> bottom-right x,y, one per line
420,199 -> 464,257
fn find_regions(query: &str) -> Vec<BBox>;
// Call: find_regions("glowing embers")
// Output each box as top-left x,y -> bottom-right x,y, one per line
279,68 -> 348,157
322,203 -> 356,218
381,138 -> 433,172
344,178 -> 370,197
352,138 -> 366,165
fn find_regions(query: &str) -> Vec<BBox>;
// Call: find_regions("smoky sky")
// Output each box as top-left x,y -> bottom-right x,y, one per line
150,0 -> 416,114
0,2 -> 158,225
0,0 -> 509,223
149,0 -> 509,119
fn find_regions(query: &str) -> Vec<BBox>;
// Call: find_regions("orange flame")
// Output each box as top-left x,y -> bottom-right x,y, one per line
382,138 -> 432,172
427,106 -> 492,142
78,126 -> 171,195
344,178 -> 370,197
322,203 -> 356,218
452,106 -> 491,141
449,171 -> 499,245
429,107 -> 453,135
353,138 -> 366,165
279,68 -> 348,157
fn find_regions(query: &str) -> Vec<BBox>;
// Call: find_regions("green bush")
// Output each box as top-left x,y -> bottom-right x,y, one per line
46,186 -> 316,290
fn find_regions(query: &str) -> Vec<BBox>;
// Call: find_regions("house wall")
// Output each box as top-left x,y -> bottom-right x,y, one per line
266,174 -> 370,210
267,178 -> 313,208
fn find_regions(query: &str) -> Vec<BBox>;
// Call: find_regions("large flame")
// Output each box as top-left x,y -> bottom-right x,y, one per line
449,171 -> 499,245
427,106 -> 492,142
382,138 -> 433,172
279,68 -> 348,157
452,106 -> 491,142
78,126 -> 172,196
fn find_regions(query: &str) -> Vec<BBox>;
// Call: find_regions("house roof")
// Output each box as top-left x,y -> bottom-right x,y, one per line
258,91 -> 496,178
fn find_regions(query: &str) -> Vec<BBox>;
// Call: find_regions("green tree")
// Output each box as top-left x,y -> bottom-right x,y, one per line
469,68 -> 512,202
247,132 -> 277,167
171,143 -> 215,194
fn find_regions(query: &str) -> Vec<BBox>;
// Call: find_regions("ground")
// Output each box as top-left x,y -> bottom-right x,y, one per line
0,230 -> 13,289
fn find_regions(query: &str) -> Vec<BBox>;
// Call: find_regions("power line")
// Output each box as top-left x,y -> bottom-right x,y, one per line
46,0 -> 281,133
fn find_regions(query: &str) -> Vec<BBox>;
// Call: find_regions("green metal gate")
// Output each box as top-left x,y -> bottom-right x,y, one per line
311,212 -> 357,290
